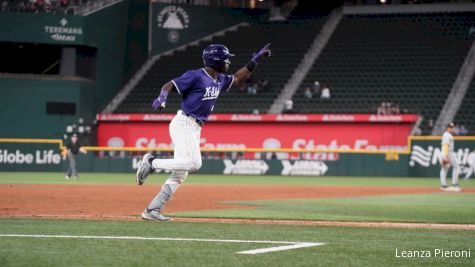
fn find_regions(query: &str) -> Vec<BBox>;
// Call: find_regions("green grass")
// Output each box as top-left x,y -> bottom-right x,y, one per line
1,172 -> 474,187
171,193 -> 475,224
0,219 -> 474,267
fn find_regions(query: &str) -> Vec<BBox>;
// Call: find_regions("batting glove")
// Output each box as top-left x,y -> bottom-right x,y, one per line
250,43 -> 272,64
152,90 -> 168,110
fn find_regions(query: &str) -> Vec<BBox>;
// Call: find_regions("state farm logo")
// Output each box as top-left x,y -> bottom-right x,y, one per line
157,6 -> 190,29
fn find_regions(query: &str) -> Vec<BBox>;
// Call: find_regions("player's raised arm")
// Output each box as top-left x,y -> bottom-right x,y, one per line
232,43 -> 271,87
152,81 -> 175,110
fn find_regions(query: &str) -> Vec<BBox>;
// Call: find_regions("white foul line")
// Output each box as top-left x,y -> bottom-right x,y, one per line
0,234 -> 324,255
237,242 -> 325,255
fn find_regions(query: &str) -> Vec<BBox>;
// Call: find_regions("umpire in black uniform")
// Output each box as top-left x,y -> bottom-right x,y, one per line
64,133 -> 87,179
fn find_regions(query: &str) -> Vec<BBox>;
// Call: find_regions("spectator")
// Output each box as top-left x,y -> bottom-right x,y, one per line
470,26 -> 475,36
247,81 -> 257,95
283,99 -> 294,114
459,124 -> 469,136
453,125 -> 460,135
412,124 -> 422,136
377,102 -> 385,114
303,86 -> 313,99
313,81 -> 321,92
391,104 -> 400,114
378,102 -> 402,114
426,118 -> 434,133
383,102 -> 391,114
1,1 -> 8,11
320,84 -> 331,99
260,79 -> 272,91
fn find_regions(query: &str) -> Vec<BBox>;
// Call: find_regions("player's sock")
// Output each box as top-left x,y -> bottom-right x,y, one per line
451,167 -> 459,186
146,184 -> 173,213
440,167 -> 448,187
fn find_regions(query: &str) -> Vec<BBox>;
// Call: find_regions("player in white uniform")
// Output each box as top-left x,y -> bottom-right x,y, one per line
135,43 -> 271,221
440,122 -> 461,192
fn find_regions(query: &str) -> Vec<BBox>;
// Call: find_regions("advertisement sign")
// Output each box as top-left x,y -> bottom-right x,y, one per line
97,113 -> 419,123
0,142 -> 63,171
0,13 -> 84,44
97,119 -> 414,161
408,138 -> 475,178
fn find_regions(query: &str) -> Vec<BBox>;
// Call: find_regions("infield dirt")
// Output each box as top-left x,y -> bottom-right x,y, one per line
2,184 -> 475,230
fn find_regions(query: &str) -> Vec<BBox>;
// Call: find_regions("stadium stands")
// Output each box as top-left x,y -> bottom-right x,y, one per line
454,78 -> 475,135
292,12 -> 475,129
114,18 -> 326,114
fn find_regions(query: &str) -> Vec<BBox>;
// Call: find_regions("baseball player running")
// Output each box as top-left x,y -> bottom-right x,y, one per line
136,43 -> 271,221
440,122 -> 461,192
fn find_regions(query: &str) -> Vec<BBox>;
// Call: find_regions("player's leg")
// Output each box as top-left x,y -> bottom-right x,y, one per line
70,154 -> 77,178
448,152 -> 461,191
440,163 -> 449,191
151,114 -> 202,172
136,114 -> 202,185
66,155 -> 72,179
142,170 -> 188,221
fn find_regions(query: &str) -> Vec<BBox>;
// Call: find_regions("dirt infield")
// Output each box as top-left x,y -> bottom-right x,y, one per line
1,184 -> 474,230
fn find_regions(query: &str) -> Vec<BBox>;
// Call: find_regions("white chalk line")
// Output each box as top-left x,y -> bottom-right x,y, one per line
237,242 -> 324,254
0,234 -> 325,255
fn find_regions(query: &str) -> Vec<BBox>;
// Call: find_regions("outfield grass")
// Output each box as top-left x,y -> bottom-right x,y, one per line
0,219 -> 474,267
1,172 -> 474,187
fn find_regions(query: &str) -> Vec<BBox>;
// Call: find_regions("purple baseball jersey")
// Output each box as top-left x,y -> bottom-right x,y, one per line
171,68 -> 234,122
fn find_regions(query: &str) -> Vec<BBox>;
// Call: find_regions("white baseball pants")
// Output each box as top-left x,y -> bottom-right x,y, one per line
440,151 -> 459,186
151,110 -> 202,192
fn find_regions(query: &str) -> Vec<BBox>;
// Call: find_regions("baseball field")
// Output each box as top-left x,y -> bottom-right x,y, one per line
1,172 -> 474,266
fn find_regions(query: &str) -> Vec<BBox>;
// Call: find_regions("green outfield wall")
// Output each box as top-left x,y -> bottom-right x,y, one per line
0,79 -> 94,139
0,1 -> 131,138
1,137 -> 474,178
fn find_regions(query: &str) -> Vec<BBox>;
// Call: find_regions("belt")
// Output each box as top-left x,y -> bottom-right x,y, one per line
181,111 -> 204,126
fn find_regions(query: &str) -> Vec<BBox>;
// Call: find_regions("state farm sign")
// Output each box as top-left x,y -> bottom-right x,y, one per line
98,117 -> 414,160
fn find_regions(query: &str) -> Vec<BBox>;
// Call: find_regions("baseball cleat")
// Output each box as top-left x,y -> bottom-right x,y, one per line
141,209 -> 172,222
440,185 -> 449,192
136,153 -> 155,185
449,184 -> 462,192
